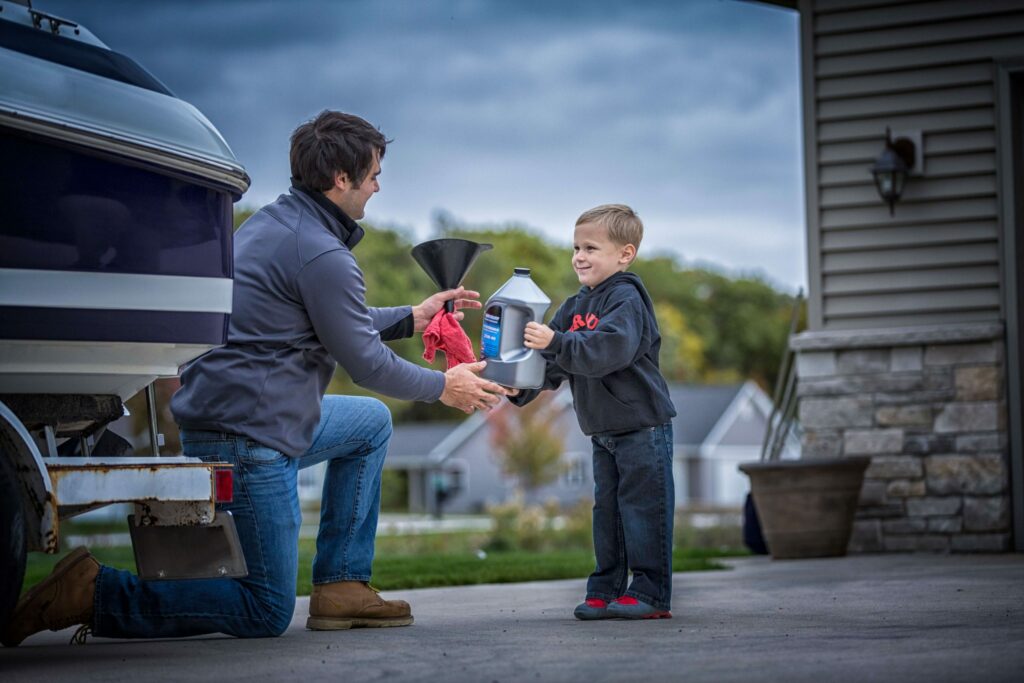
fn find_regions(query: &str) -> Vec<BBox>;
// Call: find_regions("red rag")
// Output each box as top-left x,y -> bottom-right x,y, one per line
422,310 -> 477,369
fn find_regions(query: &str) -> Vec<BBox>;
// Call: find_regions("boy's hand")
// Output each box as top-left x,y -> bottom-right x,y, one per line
523,322 -> 554,350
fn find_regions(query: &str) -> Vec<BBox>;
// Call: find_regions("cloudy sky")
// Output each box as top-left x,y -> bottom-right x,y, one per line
43,0 -> 805,290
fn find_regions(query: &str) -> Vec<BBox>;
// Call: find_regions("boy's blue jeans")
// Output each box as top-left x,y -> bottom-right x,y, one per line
92,395 -> 392,639
586,423 -> 675,610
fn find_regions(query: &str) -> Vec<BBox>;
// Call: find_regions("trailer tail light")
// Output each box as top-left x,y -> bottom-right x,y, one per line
214,468 -> 233,503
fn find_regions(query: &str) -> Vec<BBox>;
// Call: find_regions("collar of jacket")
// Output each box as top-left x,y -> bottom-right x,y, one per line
580,271 -> 638,296
289,180 -> 365,250
578,271 -> 653,306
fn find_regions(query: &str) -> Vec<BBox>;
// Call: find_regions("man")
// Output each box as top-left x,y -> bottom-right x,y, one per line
3,111 -> 510,646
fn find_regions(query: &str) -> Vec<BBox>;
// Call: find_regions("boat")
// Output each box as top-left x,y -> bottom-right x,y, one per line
0,0 -> 249,400
0,3 -> 251,614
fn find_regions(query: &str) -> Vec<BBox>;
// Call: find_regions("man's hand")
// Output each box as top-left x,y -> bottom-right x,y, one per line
440,360 -> 513,414
412,287 -> 482,332
523,321 -> 554,350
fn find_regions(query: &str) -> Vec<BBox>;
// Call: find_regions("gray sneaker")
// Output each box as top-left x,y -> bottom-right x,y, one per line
573,598 -> 611,620
606,596 -> 672,619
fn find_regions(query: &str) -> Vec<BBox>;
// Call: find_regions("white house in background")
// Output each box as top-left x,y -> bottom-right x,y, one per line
673,382 -> 800,507
318,381 -> 798,515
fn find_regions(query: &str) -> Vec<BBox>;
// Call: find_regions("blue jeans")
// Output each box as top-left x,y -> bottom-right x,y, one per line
586,423 -> 674,610
92,395 -> 392,639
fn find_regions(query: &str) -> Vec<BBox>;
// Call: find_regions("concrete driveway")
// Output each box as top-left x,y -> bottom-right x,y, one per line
2,554 -> 1022,682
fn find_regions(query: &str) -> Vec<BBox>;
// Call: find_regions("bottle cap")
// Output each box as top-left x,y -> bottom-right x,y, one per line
513,267 -> 531,276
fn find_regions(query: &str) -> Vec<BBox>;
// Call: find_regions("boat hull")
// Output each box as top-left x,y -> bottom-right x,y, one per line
0,130 -> 235,399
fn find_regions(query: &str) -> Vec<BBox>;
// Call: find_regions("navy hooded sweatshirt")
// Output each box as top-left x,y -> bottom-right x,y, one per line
509,271 -> 675,435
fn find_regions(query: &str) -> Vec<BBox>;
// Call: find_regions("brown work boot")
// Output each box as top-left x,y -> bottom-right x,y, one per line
1,547 -> 99,647
306,581 -> 413,630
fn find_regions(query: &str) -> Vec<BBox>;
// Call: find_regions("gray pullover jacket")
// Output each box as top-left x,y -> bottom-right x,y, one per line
171,187 -> 445,456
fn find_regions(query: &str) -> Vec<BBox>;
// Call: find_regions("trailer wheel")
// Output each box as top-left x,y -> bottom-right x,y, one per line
0,455 -> 27,634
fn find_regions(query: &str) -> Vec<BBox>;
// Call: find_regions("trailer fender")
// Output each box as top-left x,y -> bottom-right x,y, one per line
0,399 -> 57,553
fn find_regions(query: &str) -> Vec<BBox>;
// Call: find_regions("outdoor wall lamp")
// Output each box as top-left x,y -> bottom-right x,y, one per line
871,128 -> 921,216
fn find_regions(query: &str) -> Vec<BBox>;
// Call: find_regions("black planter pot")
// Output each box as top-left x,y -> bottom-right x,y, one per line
739,457 -> 870,559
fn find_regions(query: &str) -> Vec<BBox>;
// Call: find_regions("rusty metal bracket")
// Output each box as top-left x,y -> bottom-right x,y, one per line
46,456 -> 219,519
132,499 -> 214,527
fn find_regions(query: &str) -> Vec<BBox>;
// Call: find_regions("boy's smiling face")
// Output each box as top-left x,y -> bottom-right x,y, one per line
572,222 -> 636,288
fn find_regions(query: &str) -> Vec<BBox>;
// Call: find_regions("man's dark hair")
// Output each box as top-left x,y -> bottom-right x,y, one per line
289,111 -> 388,192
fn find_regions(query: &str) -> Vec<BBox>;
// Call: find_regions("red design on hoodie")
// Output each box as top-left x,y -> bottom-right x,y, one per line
568,313 -> 600,332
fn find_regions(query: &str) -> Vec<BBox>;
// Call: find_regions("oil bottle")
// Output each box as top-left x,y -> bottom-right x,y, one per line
479,268 -> 551,389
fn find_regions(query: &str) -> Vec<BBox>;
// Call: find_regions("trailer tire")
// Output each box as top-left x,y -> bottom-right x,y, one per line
0,455 -> 27,635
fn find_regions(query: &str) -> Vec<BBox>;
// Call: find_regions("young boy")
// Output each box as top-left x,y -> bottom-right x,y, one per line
509,204 -> 676,620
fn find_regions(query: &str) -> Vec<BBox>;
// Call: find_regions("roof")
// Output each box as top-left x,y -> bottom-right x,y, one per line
386,422 -> 460,459
668,384 -> 747,445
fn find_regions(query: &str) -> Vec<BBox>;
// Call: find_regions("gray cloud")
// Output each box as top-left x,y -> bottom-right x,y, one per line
38,0 -> 804,289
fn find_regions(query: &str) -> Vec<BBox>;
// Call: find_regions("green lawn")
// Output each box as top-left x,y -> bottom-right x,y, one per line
23,535 -> 737,596
306,546 -> 731,592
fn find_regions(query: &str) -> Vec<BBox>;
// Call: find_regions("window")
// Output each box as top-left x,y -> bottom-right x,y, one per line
564,455 -> 587,487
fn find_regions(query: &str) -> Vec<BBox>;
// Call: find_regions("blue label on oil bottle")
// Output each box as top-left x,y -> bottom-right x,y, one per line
481,309 -> 501,358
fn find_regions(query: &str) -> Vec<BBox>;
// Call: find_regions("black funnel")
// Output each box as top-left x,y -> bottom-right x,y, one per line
411,238 -> 493,312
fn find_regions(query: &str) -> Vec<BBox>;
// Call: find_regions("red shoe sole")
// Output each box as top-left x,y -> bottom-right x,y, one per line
643,611 -> 672,619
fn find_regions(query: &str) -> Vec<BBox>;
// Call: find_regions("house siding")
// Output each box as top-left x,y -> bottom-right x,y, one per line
791,0 -> 1021,553
802,0 -> 1024,329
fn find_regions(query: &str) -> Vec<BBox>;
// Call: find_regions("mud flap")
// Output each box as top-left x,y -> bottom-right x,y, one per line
128,511 -> 248,580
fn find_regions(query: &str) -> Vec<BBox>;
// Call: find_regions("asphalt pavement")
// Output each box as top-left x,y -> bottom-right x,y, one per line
2,554 -> 1022,682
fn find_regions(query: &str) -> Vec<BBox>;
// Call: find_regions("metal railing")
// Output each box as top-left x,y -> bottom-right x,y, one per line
760,289 -> 804,462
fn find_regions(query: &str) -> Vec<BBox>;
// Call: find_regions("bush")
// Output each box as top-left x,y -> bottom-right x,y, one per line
674,509 -> 745,552
484,495 -> 593,552
380,469 -> 409,512
487,497 -> 747,555
485,495 -> 537,552
561,498 -> 594,549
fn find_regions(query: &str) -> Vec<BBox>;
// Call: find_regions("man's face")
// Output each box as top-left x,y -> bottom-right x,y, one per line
335,151 -> 381,220
572,222 -> 631,288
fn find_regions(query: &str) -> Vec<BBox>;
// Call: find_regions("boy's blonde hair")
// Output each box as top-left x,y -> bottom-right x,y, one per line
575,204 -> 643,249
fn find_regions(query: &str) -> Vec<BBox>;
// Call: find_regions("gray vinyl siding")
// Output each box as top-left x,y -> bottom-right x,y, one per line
800,0 -> 1024,330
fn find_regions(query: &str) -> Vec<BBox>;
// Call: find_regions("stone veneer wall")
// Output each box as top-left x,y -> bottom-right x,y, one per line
791,323 -> 1011,553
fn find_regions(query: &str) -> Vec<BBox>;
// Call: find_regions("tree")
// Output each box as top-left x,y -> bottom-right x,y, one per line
654,302 -> 705,382
487,393 -> 566,498
232,205 -> 257,231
